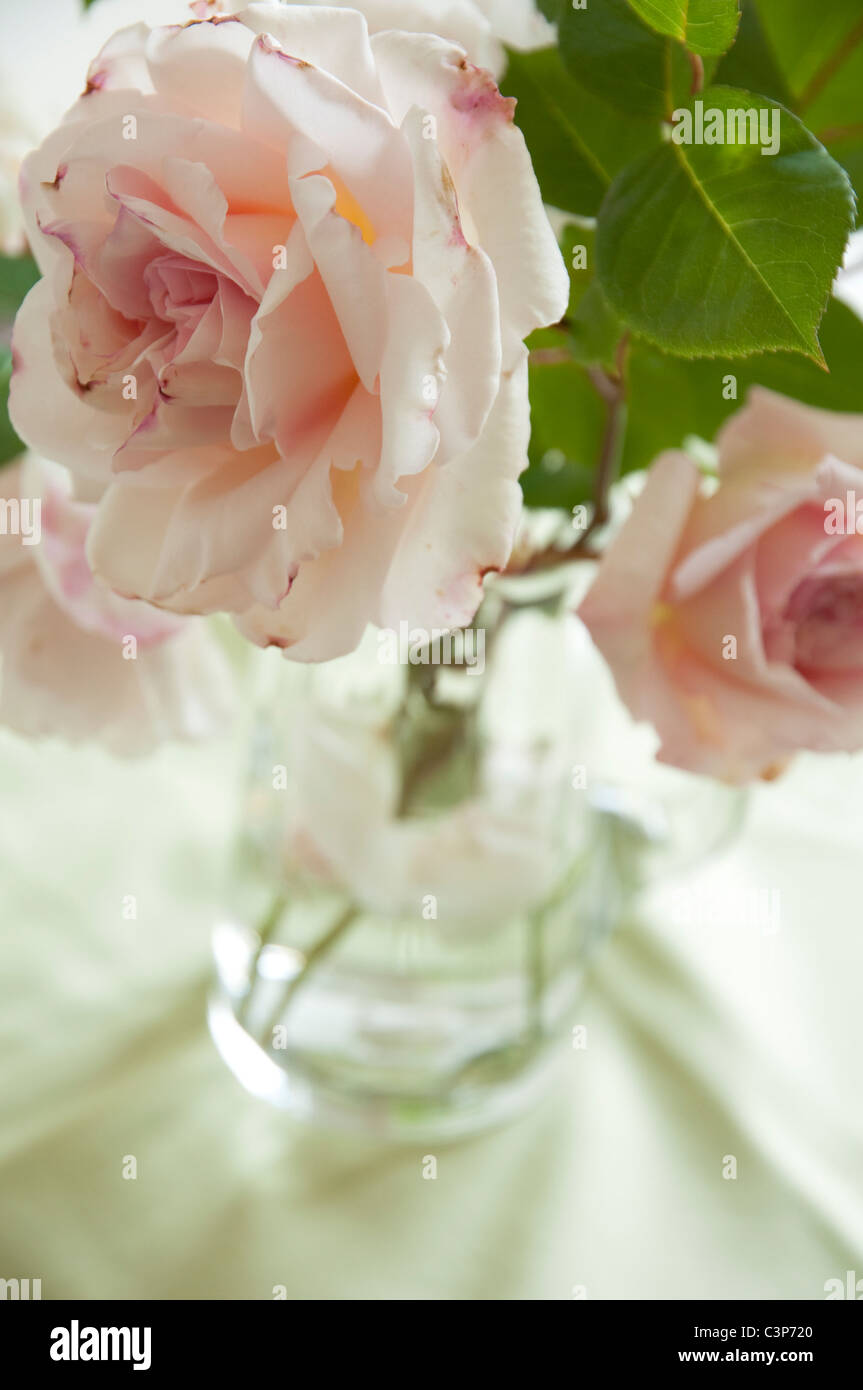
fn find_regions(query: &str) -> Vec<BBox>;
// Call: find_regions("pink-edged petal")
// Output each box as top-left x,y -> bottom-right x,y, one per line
580,451 -> 701,638
235,478 -> 403,661
403,106 -> 501,459
9,276 -> 131,482
378,346 -> 529,631
718,386 -> 863,479
755,503 -> 847,622
86,205 -> 164,318
238,3 -> 387,106
672,550 -> 833,712
83,22 -> 154,95
370,30 -> 568,360
237,350 -> 528,658
341,0 -> 500,70
290,172 -> 388,393
242,32 -> 412,248
579,450 -> 857,781
114,400 -> 238,470
244,230 -> 358,461
144,16 -> 254,128
671,451 -> 863,602
85,441 -> 301,614
24,97 -> 295,250
21,455 -> 184,647
0,563 -> 233,752
373,270 -> 448,507
106,161 -> 263,298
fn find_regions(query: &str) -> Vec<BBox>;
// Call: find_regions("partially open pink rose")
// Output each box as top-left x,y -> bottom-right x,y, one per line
580,389 -> 863,783
10,5 -> 567,661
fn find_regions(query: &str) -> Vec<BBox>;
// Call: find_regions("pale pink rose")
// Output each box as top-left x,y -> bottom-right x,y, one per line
579,389 -> 863,783
10,5 -> 567,662
0,455 -> 233,752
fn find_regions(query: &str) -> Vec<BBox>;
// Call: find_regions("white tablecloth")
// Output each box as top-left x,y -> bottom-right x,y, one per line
1,722 -> 861,1300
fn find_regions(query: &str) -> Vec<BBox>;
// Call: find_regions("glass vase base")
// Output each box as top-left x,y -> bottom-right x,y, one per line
207,988 -> 570,1143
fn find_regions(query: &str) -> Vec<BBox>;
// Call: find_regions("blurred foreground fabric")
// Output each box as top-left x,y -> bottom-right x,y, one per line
1,722 -> 862,1300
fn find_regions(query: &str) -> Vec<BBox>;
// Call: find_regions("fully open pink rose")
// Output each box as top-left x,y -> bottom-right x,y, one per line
0,455 -> 232,751
10,4 -> 567,661
580,389 -> 863,783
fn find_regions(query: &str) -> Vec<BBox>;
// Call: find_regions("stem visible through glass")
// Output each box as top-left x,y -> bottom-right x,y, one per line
238,891 -> 287,1027
255,902 -> 360,1049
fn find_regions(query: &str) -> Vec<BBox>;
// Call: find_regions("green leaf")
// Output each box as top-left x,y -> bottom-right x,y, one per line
0,253 -> 39,323
749,1 -> 863,221
627,0 -> 740,57
713,2 -> 792,105
622,296 -> 863,474
524,295 -> 863,510
755,0 -> 863,129
825,133 -> 863,225
597,87 -> 855,362
534,223 -> 622,371
561,220 -> 597,316
560,0 -> 692,119
568,281 -> 623,371
521,359 -> 604,510
0,350 -> 24,468
502,47 -> 658,217
0,257 -> 39,469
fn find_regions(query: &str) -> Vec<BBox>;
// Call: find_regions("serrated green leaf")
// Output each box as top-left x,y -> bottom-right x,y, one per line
622,296 -> 863,474
597,87 -> 855,362
825,133 -> 863,225
627,0 -> 740,58
503,48 -> 658,217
